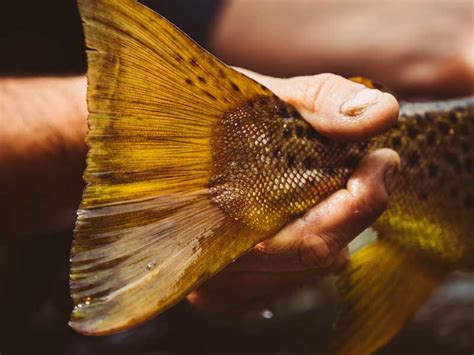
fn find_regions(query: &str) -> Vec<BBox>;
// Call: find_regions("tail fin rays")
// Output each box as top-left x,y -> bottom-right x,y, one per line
71,0 -> 271,334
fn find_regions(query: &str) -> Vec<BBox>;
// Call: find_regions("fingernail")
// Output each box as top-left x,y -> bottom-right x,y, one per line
384,164 -> 399,194
340,88 -> 382,116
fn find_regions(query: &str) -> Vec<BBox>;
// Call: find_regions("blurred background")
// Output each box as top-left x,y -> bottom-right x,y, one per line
1,1 -> 473,354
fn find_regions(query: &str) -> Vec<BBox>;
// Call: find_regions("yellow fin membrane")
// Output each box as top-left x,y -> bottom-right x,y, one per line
330,240 -> 446,355
71,0 -> 272,335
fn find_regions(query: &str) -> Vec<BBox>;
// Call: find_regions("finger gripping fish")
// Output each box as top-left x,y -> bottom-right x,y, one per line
71,1 -> 474,354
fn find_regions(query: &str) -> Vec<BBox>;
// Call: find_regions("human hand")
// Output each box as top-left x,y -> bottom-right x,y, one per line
187,72 -> 400,314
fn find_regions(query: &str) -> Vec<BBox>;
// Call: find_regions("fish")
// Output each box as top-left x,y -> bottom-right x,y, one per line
70,0 -> 474,353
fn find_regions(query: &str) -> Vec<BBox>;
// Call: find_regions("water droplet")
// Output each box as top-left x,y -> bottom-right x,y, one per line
146,262 -> 156,271
261,309 -> 273,319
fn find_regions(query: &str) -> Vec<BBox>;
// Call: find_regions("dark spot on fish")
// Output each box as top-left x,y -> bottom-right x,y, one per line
203,90 -> 217,100
218,69 -> 226,78
391,136 -> 402,148
445,151 -> 462,173
464,193 -> 473,209
424,112 -> 436,124
345,155 -> 359,169
407,150 -> 420,167
418,191 -> 428,201
245,100 -> 255,110
406,126 -> 419,139
277,106 -> 291,119
190,58 -> 198,66
303,157 -> 317,169
448,111 -> 459,124
295,126 -> 305,138
198,76 -> 207,84
185,78 -> 193,85
309,177 -> 319,186
287,155 -> 295,167
459,123 -> 470,136
465,158 -> 473,174
359,141 -> 369,150
230,81 -> 240,92
283,128 -> 292,139
461,140 -> 470,154
437,121 -> 450,135
428,163 -> 438,178
415,114 -> 427,128
175,54 -> 183,63
426,130 -> 437,146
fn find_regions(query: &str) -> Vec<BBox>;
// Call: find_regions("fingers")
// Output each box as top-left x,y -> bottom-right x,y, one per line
230,148 -> 400,272
236,69 -> 399,141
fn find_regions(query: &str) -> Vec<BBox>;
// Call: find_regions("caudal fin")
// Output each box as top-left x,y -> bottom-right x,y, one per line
331,240 -> 447,355
71,0 -> 272,335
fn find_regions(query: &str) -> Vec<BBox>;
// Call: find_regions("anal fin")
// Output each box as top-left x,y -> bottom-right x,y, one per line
331,240 -> 447,355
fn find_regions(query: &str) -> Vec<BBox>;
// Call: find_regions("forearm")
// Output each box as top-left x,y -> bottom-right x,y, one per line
0,76 -> 88,237
210,0 -> 474,97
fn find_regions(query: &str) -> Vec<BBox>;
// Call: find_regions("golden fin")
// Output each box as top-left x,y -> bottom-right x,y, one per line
331,240 -> 447,355
71,0 -> 271,335
349,76 -> 396,96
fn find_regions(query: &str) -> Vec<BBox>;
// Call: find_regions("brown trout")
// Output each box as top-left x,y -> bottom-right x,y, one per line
71,0 -> 474,354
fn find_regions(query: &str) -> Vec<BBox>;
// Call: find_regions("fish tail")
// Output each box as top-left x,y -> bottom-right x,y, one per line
71,0 -> 271,335
330,239 -> 447,355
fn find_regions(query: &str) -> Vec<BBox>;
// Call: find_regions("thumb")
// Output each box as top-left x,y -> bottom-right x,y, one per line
236,69 -> 399,141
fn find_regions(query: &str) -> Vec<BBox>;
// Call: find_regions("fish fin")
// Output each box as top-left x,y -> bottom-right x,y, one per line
71,0 -> 272,335
348,76 -> 396,96
330,239 -> 447,355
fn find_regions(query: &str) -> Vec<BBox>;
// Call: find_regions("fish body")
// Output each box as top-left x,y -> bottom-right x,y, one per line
374,99 -> 473,266
71,0 -> 473,353
332,98 -> 473,354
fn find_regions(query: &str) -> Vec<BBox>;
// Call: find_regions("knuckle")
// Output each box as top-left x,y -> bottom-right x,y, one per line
357,193 -> 388,219
304,73 -> 337,113
297,232 -> 341,269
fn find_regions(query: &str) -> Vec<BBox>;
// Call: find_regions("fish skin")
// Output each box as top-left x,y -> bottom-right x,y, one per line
329,97 -> 473,355
373,98 -> 474,266
210,94 -> 474,266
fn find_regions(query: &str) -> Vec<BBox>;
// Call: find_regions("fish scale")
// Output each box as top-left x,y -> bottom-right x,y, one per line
373,99 -> 474,265
210,96 -> 361,231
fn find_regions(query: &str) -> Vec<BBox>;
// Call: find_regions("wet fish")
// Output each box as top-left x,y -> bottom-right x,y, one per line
71,0 -> 473,353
